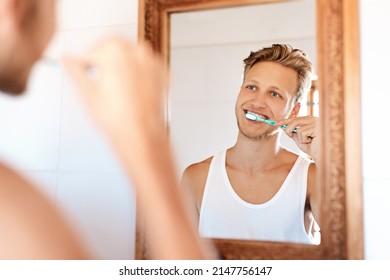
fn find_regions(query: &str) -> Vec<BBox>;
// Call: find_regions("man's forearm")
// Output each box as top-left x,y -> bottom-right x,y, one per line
111,128 -> 208,259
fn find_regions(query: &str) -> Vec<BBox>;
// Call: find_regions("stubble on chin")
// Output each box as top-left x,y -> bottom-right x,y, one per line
0,80 -> 27,95
237,119 -> 279,141
0,68 -> 30,95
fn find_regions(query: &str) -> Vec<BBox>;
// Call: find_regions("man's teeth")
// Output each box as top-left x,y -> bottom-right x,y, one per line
247,111 -> 268,120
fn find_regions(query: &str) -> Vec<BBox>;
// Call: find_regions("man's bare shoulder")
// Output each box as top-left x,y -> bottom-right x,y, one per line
181,157 -> 213,211
0,162 -> 29,193
0,162 -> 45,199
0,162 -> 87,259
183,157 -> 213,178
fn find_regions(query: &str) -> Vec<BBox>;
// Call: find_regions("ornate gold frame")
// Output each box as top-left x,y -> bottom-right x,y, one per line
137,0 -> 363,259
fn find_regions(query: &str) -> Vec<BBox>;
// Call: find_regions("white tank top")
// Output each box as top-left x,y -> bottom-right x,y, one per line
199,150 -> 314,244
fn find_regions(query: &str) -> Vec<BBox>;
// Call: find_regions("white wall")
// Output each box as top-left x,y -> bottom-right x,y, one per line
360,0 -> 390,259
0,0 -> 139,259
169,0 -> 316,176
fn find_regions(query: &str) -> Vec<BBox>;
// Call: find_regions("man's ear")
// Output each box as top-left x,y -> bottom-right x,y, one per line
290,102 -> 301,118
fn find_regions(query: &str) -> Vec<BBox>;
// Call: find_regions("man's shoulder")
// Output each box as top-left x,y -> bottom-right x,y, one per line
0,162 -> 42,204
183,157 -> 213,178
181,156 -> 214,208
0,162 -> 24,189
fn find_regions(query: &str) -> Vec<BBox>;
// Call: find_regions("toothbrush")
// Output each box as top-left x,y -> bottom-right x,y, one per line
244,111 -> 297,133
41,57 -> 100,79
41,56 -> 60,68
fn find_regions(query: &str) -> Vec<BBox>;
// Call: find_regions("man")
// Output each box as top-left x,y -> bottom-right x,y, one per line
0,0 -> 208,259
181,44 -> 320,244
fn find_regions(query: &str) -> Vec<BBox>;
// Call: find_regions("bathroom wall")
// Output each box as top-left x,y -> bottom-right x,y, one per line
360,0 -> 390,259
0,0 -> 139,259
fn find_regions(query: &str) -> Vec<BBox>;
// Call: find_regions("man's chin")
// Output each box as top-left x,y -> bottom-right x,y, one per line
0,79 -> 28,96
238,126 -> 279,141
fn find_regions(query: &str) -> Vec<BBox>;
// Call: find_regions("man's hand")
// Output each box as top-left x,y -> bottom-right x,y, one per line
276,116 -> 320,162
63,36 -> 169,142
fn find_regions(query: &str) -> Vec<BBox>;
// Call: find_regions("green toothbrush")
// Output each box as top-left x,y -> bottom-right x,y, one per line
244,111 -> 297,133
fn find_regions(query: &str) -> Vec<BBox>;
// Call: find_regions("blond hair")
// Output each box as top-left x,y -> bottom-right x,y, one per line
243,44 -> 313,102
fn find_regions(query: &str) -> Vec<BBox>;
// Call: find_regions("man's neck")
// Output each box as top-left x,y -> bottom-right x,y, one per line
227,132 -> 289,173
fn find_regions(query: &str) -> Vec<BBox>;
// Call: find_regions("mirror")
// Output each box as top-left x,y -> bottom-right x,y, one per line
169,0 -> 319,244
137,0 -> 363,259
169,0 -> 317,188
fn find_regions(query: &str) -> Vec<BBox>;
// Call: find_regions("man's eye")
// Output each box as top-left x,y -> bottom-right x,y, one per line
271,91 -> 281,98
246,85 -> 256,91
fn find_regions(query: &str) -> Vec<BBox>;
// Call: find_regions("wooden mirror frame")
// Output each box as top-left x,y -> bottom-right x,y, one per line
137,0 -> 363,259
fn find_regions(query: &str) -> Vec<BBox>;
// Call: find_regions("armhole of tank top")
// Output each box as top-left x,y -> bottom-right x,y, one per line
300,158 -> 313,242
198,153 -> 219,226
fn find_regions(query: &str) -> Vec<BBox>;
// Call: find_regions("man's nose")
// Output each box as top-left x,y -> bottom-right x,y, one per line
251,92 -> 267,108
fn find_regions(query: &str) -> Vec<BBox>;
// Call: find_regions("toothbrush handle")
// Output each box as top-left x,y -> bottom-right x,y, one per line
280,124 -> 298,134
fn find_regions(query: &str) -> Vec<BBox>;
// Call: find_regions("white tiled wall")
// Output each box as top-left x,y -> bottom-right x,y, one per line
360,0 -> 390,259
169,1 -> 316,176
0,0 -> 139,259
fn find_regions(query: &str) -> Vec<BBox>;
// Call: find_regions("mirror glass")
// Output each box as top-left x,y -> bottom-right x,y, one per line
168,0 -> 320,244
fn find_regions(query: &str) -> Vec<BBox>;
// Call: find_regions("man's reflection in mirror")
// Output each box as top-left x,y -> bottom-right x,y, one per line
181,44 -> 320,244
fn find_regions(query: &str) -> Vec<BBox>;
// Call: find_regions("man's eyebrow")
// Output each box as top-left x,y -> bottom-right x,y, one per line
243,80 -> 286,93
269,85 -> 285,92
243,79 -> 259,84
